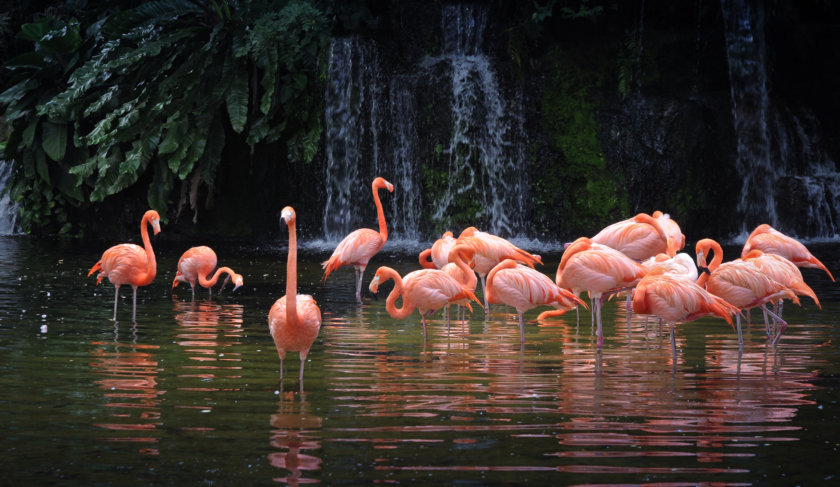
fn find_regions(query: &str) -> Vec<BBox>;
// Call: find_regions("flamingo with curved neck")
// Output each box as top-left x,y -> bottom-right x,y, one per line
172,246 -> 243,299
89,209 -> 161,321
322,177 -> 395,302
696,238 -> 798,346
368,264 -> 480,339
591,212 -> 678,261
486,259 -> 587,345
419,231 -> 457,269
269,207 -> 322,389
741,224 -> 834,281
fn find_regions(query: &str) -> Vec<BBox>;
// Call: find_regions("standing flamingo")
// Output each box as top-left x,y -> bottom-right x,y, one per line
555,237 -> 647,348
322,177 -> 395,302
696,238 -> 798,346
741,224 -> 834,281
172,246 -> 243,299
269,207 -> 322,389
368,265 -> 480,339
88,209 -> 161,321
742,249 -> 821,320
419,231 -> 457,269
440,244 -> 478,323
457,227 -> 543,310
632,268 -> 740,359
485,259 -> 587,345
590,212 -> 678,261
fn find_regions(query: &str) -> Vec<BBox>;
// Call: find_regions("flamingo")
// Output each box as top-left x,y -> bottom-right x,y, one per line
269,207 -> 322,389
485,259 -> 587,345
368,264 -> 480,339
322,176 -> 395,302
741,224 -> 834,281
696,238 -> 798,346
590,212 -> 678,261
440,243 -> 478,323
419,231 -> 457,269
172,246 -> 243,299
88,209 -> 161,321
641,253 -> 698,282
632,268 -> 740,359
653,211 -> 686,253
555,237 -> 647,348
456,227 -> 543,310
742,249 -> 821,316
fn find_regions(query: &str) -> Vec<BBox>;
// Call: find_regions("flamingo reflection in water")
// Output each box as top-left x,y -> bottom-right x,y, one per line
173,299 -> 244,385
89,327 -> 162,456
268,400 -> 322,486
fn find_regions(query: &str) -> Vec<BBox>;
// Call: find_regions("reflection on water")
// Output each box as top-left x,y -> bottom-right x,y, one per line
268,399 -> 322,485
2,244 -> 839,484
89,324 -> 163,456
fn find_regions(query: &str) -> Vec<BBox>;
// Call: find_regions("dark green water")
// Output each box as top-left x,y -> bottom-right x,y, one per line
1,236 -> 838,486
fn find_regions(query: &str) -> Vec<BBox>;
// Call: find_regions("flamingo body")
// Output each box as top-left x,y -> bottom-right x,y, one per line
741,224 -> 834,281
322,177 -> 394,302
591,212 -> 677,261
742,249 -> 820,308
89,209 -> 161,321
270,207 -> 321,388
486,259 -> 586,343
419,231 -> 457,269
172,246 -> 243,298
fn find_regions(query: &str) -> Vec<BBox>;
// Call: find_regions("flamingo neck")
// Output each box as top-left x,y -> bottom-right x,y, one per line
140,214 -> 156,285
198,267 -> 236,288
634,213 -> 674,256
419,249 -> 436,269
373,181 -> 388,242
451,245 -> 477,290
381,268 -> 414,319
286,218 -> 298,325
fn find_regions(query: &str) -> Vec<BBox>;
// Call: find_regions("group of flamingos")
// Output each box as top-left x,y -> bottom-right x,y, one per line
88,176 -> 834,387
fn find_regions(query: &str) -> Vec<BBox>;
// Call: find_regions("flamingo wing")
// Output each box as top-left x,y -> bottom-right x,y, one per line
322,228 -> 385,278
97,244 -> 150,287
268,295 -> 322,357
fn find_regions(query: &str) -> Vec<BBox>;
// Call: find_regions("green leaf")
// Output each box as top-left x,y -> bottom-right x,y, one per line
41,121 -> 67,161
35,148 -> 50,185
225,62 -> 248,133
22,120 -> 38,148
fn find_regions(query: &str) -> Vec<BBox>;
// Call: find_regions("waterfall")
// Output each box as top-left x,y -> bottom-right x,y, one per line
431,3 -> 527,237
722,0 -> 840,239
721,0 -> 776,232
321,3 -> 529,243
0,160 -> 19,236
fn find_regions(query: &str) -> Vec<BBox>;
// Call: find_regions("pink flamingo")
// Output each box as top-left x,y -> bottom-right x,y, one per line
696,238 -> 798,346
88,209 -> 161,321
419,231 -> 457,269
457,227 -> 543,310
632,268 -> 740,358
172,246 -> 243,299
555,237 -> 647,348
591,212 -> 678,261
485,259 -> 587,345
322,177 -> 395,302
269,207 -> 322,388
653,211 -> 686,253
368,263 -> 480,340
741,224 -> 834,281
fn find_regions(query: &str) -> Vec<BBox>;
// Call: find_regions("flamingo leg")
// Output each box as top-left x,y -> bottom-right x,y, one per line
279,358 -> 285,385
669,322 -> 677,358
518,311 -> 525,345
421,314 -> 428,341
354,266 -> 365,303
763,304 -> 788,346
761,306 -> 772,337
190,283 -> 196,300
596,296 -> 604,349
480,274 -> 488,312
131,285 -> 138,322
625,293 -> 633,337
299,355 -> 306,391
736,314 -> 743,347
113,285 -> 120,321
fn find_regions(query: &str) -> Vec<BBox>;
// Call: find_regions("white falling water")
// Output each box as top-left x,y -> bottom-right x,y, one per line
0,160 -> 19,236
321,4 -> 528,242
431,3 -> 527,237
721,0 -> 776,232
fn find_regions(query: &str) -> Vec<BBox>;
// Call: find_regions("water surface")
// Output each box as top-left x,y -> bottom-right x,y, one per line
1,237 -> 838,485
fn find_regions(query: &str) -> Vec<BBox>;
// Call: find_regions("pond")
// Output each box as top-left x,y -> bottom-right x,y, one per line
1,235 -> 838,485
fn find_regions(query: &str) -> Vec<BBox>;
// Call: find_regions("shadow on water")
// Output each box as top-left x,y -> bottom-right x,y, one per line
1,237 -> 839,485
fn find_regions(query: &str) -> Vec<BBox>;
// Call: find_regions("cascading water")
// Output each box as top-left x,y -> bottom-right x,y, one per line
721,0 -> 776,232
321,3 -> 528,243
722,0 -> 840,239
0,160 -> 19,236
431,3 -> 527,237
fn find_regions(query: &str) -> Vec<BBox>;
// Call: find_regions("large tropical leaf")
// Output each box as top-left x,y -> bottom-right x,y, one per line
41,121 -> 67,162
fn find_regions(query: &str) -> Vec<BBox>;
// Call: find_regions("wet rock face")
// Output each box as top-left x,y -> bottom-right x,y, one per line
775,175 -> 840,238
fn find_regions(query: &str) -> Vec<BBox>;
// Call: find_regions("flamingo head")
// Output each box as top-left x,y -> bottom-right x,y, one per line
373,177 -> 394,193
231,273 -> 244,291
144,209 -> 162,235
281,206 -> 296,226
368,274 -> 381,294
